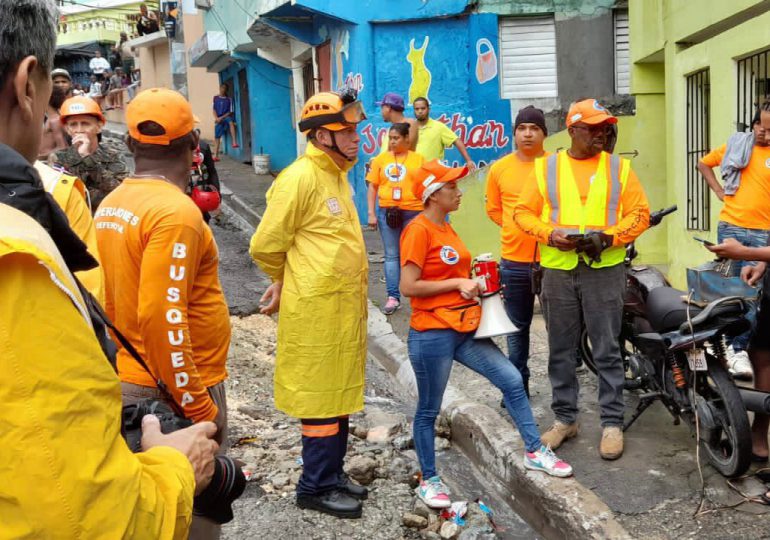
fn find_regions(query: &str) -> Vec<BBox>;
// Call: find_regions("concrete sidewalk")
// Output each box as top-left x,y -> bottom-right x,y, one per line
217,154 -> 770,539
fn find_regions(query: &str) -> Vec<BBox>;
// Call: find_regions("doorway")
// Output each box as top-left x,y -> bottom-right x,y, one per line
316,40 -> 331,92
237,68 -> 252,158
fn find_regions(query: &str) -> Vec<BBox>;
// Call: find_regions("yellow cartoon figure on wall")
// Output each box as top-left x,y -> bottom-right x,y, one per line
407,36 -> 431,102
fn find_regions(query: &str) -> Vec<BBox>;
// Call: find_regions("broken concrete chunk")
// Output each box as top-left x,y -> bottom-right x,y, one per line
402,512 -> 429,529
345,455 -> 378,485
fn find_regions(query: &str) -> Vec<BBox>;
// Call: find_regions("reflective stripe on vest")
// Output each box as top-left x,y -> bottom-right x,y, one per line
538,151 -> 629,270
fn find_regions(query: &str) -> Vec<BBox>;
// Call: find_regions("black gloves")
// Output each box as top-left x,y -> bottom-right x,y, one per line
575,232 -> 614,264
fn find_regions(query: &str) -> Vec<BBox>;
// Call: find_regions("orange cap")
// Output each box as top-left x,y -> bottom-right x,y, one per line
565,98 -> 617,128
412,159 -> 469,203
59,96 -> 105,124
126,87 -> 194,145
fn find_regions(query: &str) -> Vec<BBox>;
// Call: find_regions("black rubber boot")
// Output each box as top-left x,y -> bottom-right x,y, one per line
338,473 -> 368,500
296,489 -> 363,519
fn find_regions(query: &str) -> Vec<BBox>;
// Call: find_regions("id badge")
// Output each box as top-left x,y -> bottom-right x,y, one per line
326,197 -> 342,215
392,187 -> 402,201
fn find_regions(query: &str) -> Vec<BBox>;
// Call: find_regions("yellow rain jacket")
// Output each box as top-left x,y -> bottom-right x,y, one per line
0,202 -> 194,539
35,161 -> 105,305
249,143 -> 368,419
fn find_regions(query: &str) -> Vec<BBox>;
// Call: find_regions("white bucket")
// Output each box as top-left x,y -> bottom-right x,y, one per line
252,154 -> 270,175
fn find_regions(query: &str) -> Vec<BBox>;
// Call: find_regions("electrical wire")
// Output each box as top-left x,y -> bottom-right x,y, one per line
207,5 -> 294,90
230,0 -> 257,20
685,292 -> 765,516
58,0 -> 160,12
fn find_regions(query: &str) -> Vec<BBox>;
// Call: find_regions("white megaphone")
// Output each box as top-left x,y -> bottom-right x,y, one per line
473,253 -> 519,339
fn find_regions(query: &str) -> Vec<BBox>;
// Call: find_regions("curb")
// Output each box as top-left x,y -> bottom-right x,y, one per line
367,302 -> 632,540
219,181 -> 263,230
216,180 -> 631,539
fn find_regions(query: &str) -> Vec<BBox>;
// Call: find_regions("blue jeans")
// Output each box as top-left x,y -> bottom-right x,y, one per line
500,259 -> 536,390
717,221 -> 770,351
377,207 -> 420,300
407,328 -> 541,479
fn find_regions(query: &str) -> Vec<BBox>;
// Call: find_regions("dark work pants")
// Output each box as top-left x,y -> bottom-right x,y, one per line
500,259 -> 536,390
540,262 -> 626,427
297,416 -> 349,496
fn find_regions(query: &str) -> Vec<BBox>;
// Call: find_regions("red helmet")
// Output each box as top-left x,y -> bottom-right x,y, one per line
191,186 -> 221,213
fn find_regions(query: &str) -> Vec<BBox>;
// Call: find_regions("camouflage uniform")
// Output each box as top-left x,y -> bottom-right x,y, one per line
54,144 -> 128,212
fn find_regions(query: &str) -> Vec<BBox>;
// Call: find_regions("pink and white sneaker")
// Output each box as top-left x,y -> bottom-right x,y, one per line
382,297 -> 400,315
415,475 -> 452,509
524,445 -> 573,478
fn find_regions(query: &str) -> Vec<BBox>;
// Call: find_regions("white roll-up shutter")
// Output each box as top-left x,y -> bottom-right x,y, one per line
614,9 -> 630,94
498,16 -> 558,99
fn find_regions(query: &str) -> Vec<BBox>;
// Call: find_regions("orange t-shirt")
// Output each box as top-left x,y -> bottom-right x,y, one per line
485,152 -> 549,262
366,150 -> 424,211
701,143 -> 770,229
400,214 -> 473,331
94,178 -> 231,423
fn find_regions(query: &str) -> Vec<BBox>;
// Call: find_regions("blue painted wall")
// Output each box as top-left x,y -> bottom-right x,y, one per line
217,55 -> 295,170
308,12 -> 512,219
206,1 -> 513,220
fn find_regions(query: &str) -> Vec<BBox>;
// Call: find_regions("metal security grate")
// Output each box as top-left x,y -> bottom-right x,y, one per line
737,49 -> 770,131
302,61 -> 314,101
686,69 -> 711,231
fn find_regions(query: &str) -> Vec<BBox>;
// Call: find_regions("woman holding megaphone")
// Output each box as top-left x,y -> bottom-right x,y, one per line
399,160 -> 573,510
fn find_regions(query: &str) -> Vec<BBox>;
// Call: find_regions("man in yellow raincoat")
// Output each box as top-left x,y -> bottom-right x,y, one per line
0,1 -> 218,537
250,89 -> 369,519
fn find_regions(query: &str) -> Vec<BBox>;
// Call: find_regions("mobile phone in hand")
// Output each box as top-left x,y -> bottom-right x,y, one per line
693,236 -> 715,247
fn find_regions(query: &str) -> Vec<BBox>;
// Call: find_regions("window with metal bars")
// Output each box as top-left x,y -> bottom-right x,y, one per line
737,49 -> 770,131
685,69 -> 711,231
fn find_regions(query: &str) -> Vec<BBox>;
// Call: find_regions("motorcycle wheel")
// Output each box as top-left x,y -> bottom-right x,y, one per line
693,354 -> 752,478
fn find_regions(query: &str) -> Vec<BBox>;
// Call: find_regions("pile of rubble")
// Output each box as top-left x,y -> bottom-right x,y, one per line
222,314 -> 499,539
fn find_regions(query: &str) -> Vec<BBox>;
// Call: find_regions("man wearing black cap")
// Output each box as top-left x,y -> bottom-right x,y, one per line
485,106 -> 548,398
377,92 -> 418,152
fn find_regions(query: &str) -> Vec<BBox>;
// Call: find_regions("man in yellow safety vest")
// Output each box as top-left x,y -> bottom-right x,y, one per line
514,99 -> 650,461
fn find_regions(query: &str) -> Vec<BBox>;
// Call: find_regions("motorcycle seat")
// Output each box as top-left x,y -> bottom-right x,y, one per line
645,287 -> 744,333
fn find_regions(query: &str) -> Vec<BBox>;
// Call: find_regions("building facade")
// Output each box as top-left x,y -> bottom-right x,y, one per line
631,0 -> 770,286
55,0 -> 146,47
195,0 -> 635,227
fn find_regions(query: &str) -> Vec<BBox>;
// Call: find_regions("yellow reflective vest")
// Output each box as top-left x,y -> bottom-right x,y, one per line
0,202 -> 194,539
249,144 -> 368,419
35,161 -> 105,305
535,151 -> 630,270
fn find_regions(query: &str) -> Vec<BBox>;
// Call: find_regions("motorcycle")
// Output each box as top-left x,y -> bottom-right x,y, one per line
579,206 -> 754,477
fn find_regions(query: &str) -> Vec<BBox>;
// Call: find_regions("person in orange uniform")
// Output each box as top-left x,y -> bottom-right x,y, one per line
94,88 -> 231,539
514,99 -> 650,461
697,103 -> 770,379
485,106 -> 548,398
401,160 -> 572,510
367,122 -> 425,314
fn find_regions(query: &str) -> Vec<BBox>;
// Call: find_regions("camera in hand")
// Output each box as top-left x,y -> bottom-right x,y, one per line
122,399 -> 246,524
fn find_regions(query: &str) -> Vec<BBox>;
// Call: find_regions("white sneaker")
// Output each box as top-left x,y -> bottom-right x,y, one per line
727,348 -> 753,380
415,475 -> 451,509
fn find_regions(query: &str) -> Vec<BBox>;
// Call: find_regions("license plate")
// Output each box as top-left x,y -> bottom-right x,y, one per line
686,348 -> 708,371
